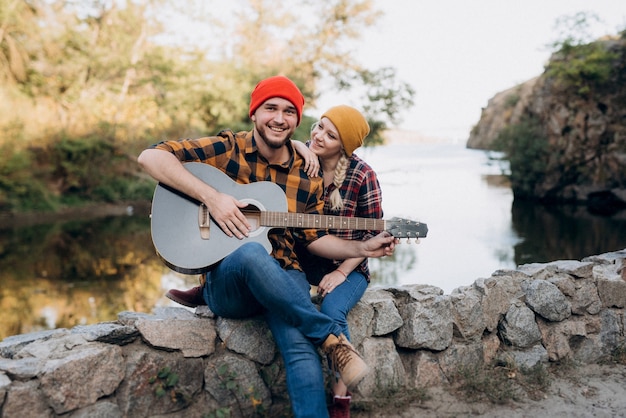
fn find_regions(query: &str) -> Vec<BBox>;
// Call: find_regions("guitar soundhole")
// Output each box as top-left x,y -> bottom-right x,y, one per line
242,205 -> 262,234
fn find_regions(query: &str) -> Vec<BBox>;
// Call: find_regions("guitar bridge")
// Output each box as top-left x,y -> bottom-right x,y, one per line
198,203 -> 210,239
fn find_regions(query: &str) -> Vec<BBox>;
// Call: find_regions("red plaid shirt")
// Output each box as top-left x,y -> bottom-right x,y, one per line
151,130 -> 326,271
297,150 -> 384,283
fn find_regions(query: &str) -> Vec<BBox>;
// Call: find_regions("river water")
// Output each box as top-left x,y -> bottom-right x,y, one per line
363,141 -> 518,290
2,141 -> 626,339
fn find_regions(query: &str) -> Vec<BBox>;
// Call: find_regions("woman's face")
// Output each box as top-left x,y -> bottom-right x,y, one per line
309,117 -> 343,159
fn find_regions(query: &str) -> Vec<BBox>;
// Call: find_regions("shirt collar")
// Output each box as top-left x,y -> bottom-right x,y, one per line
249,132 -> 296,171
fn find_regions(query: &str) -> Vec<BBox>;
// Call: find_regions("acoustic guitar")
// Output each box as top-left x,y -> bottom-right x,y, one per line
150,162 -> 428,274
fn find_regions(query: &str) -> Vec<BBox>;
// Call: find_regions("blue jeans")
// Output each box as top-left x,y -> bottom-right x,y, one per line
203,242 -> 342,418
319,271 -> 368,341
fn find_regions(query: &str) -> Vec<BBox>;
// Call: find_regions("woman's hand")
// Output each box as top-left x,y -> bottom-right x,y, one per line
304,154 -> 320,177
292,140 -> 320,177
317,269 -> 348,297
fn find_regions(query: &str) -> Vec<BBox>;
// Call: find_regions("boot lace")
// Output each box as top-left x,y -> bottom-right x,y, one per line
327,339 -> 359,377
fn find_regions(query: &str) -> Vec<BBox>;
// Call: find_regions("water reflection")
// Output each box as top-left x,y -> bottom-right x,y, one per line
369,244 -> 416,287
361,143 -> 519,293
512,200 -> 626,264
0,216 -> 173,340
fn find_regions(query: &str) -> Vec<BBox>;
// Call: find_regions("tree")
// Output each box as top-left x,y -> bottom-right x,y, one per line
0,0 -> 416,212
157,0 -> 414,139
0,0 -> 38,84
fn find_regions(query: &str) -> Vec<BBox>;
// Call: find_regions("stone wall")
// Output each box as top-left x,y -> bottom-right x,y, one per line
1,249 -> 625,417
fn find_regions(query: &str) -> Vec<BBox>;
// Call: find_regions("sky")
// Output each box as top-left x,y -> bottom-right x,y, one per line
315,0 -> 626,142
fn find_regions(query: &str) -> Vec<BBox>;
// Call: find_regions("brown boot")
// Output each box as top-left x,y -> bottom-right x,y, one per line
322,334 -> 369,389
328,391 -> 352,418
166,286 -> 206,308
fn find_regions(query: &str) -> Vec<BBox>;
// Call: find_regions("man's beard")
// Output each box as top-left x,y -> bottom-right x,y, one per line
265,136 -> 289,149
258,126 -> 291,149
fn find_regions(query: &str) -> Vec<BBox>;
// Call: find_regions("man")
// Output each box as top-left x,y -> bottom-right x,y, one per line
137,75 -> 396,417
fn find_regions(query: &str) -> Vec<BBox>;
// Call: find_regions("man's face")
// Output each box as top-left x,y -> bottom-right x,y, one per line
251,98 -> 299,149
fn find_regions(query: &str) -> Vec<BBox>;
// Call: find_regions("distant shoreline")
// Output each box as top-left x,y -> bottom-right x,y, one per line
0,200 -> 152,229
383,128 -> 462,145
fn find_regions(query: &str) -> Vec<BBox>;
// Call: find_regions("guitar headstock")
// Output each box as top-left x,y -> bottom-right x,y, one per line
386,217 -> 428,241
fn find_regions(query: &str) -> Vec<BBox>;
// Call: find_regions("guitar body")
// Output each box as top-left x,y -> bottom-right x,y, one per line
150,163 -> 287,274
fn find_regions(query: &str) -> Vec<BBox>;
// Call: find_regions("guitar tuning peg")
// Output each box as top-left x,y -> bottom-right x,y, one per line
406,237 -> 411,244
415,238 -> 420,244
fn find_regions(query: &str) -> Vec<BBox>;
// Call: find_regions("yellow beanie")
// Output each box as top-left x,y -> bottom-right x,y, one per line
321,105 -> 370,157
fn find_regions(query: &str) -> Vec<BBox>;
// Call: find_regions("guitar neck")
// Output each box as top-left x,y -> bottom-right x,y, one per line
258,211 -> 386,231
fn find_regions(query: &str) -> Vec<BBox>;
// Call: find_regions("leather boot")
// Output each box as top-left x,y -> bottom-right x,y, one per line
166,285 -> 206,308
328,391 -> 352,418
322,334 -> 369,389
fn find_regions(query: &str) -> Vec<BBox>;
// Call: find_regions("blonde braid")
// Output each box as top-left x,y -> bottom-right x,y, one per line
329,154 -> 349,211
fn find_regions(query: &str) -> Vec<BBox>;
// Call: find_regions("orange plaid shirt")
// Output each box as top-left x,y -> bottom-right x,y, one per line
151,130 -> 326,271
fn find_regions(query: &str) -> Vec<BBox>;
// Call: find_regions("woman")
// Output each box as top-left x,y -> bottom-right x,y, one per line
293,105 -> 383,418
166,105 -> 383,417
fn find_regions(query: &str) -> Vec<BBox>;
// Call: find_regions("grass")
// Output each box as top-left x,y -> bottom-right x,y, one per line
602,342 -> 626,366
451,359 -> 552,405
351,387 -> 431,414
451,344 -> 626,407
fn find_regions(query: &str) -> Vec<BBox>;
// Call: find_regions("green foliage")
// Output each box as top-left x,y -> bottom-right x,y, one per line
0,0 -> 416,213
492,116 -> 549,199
215,363 -> 267,416
545,11 -> 623,96
453,360 -> 551,404
51,136 -> 116,195
149,366 -> 189,405
0,144 -> 58,212
49,134 -> 153,202
504,92 -> 520,109
0,131 -> 154,212
545,42 -> 621,96
351,387 -> 430,414
205,408 -> 232,418
455,363 -> 519,404
607,342 -> 626,365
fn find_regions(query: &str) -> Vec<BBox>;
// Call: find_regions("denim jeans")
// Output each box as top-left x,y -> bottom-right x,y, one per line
202,242 -> 342,417
319,271 -> 368,341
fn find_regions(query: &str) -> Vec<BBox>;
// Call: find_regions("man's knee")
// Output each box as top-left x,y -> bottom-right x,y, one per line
233,242 -> 269,264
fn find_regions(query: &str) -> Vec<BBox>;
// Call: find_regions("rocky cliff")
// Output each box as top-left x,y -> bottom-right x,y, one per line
1,249 -> 625,417
467,37 -> 626,208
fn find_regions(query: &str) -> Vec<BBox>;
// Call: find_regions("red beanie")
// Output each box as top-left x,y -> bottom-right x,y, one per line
249,76 -> 305,124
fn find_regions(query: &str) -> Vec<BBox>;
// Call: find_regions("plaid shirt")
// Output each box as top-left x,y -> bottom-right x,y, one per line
324,154 -> 384,240
297,150 -> 384,283
151,130 -> 326,271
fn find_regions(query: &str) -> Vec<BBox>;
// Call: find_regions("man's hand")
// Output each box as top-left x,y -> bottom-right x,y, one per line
361,232 -> 397,258
308,232 -> 397,260
205,191 -> 252,239
137,149 -> 252,239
